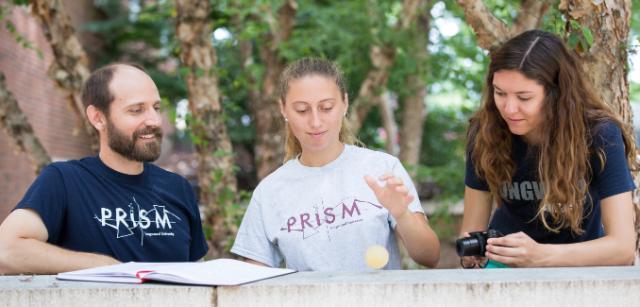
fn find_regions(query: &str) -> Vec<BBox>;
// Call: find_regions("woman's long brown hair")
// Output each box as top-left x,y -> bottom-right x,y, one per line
468,29 -> 637,234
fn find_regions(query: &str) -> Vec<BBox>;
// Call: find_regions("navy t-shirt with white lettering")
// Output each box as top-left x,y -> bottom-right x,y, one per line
15,157 -> 208,262
465,121 -> 635,243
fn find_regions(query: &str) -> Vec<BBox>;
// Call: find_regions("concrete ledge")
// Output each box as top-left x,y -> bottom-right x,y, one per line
220,266 -> 640,307
0,275 -> 214,307
2,266 -> 640,307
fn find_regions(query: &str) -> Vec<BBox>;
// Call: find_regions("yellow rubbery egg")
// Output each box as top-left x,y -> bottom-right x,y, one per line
365,245 -> 389,269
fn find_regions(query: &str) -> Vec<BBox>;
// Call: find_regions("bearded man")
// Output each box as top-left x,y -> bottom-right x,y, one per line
0,64 -> 208,274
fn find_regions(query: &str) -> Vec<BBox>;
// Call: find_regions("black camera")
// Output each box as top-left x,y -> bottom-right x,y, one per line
456,229 -> 503,257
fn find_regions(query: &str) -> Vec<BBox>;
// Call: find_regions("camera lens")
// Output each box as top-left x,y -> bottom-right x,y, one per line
456,237 -> 482,257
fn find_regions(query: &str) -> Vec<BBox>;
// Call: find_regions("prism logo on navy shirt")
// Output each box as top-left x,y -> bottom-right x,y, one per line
93,196 -> 182,246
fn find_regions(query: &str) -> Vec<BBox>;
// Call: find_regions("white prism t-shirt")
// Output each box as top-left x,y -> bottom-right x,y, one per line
231,145 -> 425,271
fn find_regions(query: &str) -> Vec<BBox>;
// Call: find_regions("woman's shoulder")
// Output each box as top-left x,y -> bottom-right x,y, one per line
345,144 -> 400,164
255,159 -> 298,187
590,119 -> 625,147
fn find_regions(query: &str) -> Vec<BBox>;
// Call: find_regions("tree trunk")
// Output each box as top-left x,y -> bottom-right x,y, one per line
0,73 -> 51,173
349,0 -> 428,134
399,1 -> 432,168
399,78 -> 427,167
560,0 -> 638,251
348,45 -> 396,133
30,0 -> 98,152
379,91 -> 400,155
253,0 -> 297,180
175,0 -> 238,258
559,0 -> 632,123
457,0 -> 552,51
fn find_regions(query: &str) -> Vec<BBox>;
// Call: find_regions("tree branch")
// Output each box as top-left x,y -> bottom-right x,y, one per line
30,0 -> 98,151
350,0 -> 427,133
349,45 -> 396,133
400,0 -> 425,29
512,0 -> 553,34
456,0 -> 509,50
0,73 -> 51,173
379,91 -> 399,155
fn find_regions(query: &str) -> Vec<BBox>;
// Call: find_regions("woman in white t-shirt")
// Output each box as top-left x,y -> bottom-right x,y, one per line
231,57 -> 440,271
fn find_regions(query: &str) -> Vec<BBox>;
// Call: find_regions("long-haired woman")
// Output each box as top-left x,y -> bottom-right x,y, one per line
461,29 -> 637,268
232,57 -> 440,271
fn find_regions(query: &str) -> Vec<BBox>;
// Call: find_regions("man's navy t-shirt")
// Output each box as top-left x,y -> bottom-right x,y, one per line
16,157 -> 208,262
465,121 -> 635,243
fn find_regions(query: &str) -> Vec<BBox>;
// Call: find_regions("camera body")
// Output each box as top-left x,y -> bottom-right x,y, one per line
456,229 -> 503,257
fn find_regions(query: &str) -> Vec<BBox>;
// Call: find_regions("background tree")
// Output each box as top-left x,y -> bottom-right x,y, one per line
560,0 -> 632,123
348,0 -> 430,135
175,0 -> 239,257
230,0 -> 298,180
398,1 -> 433,167
0,1 -> 51,173
457,0 -> 552,51
30,0 -> 98,151
0,73 -> 51,173
559,0 -> 639,242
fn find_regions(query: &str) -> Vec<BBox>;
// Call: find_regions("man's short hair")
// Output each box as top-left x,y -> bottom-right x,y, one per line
81,63 -> 146,115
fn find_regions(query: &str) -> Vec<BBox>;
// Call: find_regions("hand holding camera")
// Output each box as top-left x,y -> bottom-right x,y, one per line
456,229 -> 503,269
458,230 -> 547,268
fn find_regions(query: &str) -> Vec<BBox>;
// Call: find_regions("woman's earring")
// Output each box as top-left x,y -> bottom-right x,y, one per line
284,117 -> 289,122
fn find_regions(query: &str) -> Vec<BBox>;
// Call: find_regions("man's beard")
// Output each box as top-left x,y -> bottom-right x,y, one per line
106,119 -> 163,162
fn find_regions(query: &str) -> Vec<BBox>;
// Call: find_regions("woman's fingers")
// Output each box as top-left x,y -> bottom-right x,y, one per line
364,175 -> 383,195
488,234 -> 521,247
404,194 -> 415,204
394,185 -> 409,194
368,174 -> 409,194
486,252 -> 517,266
378,173 -> 393,181
486,244 -> 522,257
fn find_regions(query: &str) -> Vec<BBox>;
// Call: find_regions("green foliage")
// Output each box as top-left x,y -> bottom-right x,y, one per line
428,201 -> 460,240
219,188 -> 252,252
415,105 -> 474,200
567,20 -> 594,51
631,83 -> 640,103
540,4 -> 566,36
85,1 -> 186,105
211,30 -> 255,146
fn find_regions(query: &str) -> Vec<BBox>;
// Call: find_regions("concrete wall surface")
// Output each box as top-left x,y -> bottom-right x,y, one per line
1,266 -> 639,307
0,275 -> 214,307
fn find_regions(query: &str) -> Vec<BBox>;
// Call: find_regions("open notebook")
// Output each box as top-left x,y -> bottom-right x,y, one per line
56,258 -> 295,286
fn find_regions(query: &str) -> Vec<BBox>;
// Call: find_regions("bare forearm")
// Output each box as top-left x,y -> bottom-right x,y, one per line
460,187 -> 493,236
0,238 -> 119,275
540,193 -> 636,267
539,235 -> 635,267
395,212 -> 440,268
